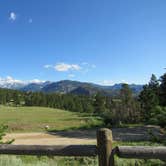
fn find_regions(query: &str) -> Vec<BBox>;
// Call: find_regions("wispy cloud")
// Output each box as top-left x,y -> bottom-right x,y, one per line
81,62 -> 96,69
9,12 -> 17,22
55,63 -> 81,71
44,63 -> 81,72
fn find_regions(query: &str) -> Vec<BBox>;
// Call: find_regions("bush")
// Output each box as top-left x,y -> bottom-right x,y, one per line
0,125 -> 14,144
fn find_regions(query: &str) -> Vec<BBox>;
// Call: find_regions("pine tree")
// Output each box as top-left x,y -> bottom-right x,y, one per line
120,83 -> 139,123
139,74 -> 159,121
159,73 -> 166,106
94,93 -> 107,114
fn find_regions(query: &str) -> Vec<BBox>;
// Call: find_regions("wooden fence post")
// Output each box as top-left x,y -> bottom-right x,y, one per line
97,128 -> 114,166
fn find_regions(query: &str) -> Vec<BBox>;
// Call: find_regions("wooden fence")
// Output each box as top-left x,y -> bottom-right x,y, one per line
0,128 -> 166,166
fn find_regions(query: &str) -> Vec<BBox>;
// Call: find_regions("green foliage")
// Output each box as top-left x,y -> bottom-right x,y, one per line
139,74 -> 159,121
0,88 -> 96,113
120,84 -> 133,104
159,73 -> 166,106
0,124 -> 14,144
149,106 -> 166,128
115,157 -> 165,166
147,129 -> 163,144
0,156 -> 98,166
0,155 -> 165,166
120,84 -> 141,123
93,93 -> 108,114
102,84 -> 141,126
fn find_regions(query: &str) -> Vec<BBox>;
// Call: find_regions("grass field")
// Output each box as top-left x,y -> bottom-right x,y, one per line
0,105 -> 103,132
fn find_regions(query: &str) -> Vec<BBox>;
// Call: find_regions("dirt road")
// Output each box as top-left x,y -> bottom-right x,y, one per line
4,126 -> 164,145
4,132 -> 96,145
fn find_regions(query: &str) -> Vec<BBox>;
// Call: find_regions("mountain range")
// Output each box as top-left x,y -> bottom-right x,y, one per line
0,78 -> 143,96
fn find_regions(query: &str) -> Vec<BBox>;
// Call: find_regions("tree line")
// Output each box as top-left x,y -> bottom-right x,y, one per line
0,89 -> 95,113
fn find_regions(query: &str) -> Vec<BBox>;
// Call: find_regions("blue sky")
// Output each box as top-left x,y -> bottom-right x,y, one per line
0,0 -> 166,85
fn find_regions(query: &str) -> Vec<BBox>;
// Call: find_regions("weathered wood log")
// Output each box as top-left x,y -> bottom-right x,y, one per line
117,146 -> 166,160
97,128 -> 114,166
0,145 -> 97,156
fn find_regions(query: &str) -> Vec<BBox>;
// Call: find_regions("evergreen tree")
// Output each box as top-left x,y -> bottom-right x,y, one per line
159,73 -> 166,106
94,93 -> 107,114
139,74 -> 159,121
120,83 -> 140,123
120,83 -> 133,104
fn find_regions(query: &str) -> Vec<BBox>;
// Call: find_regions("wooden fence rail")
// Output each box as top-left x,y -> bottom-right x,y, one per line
117,146 -> 166,160
0,145 -> 97,156
0,128 -> 166,166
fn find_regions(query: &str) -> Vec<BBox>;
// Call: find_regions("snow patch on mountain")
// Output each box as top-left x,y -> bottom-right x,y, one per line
0,76 -> 45,89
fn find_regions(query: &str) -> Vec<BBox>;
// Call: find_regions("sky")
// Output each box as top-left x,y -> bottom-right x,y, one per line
0,0 -> 166,85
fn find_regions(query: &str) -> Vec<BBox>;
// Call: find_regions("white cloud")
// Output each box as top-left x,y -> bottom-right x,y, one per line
0,76 -> 45,88
6,76 -> 23,83
44,63 -> 81,72
54,63 -> 81,72
81,62 -> 96,68
9,12 -> 17,21
0,76 -> 24,89
28,79 -> 45,84
99,80 -> 129,86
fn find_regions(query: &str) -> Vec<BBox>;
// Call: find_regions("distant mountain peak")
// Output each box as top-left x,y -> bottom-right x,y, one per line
0,78 -> 143,96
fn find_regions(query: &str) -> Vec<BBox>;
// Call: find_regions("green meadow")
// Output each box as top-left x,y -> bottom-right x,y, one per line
0,105 -> 103,132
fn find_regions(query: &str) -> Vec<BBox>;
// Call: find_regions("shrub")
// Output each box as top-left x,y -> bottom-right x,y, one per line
0,124 -> 14,144
149,106 -> 166,128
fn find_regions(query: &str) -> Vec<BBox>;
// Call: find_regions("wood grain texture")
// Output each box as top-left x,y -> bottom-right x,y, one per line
117,146 -> 166,160
0,144 -> 97,156
97,128 -> 113,166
